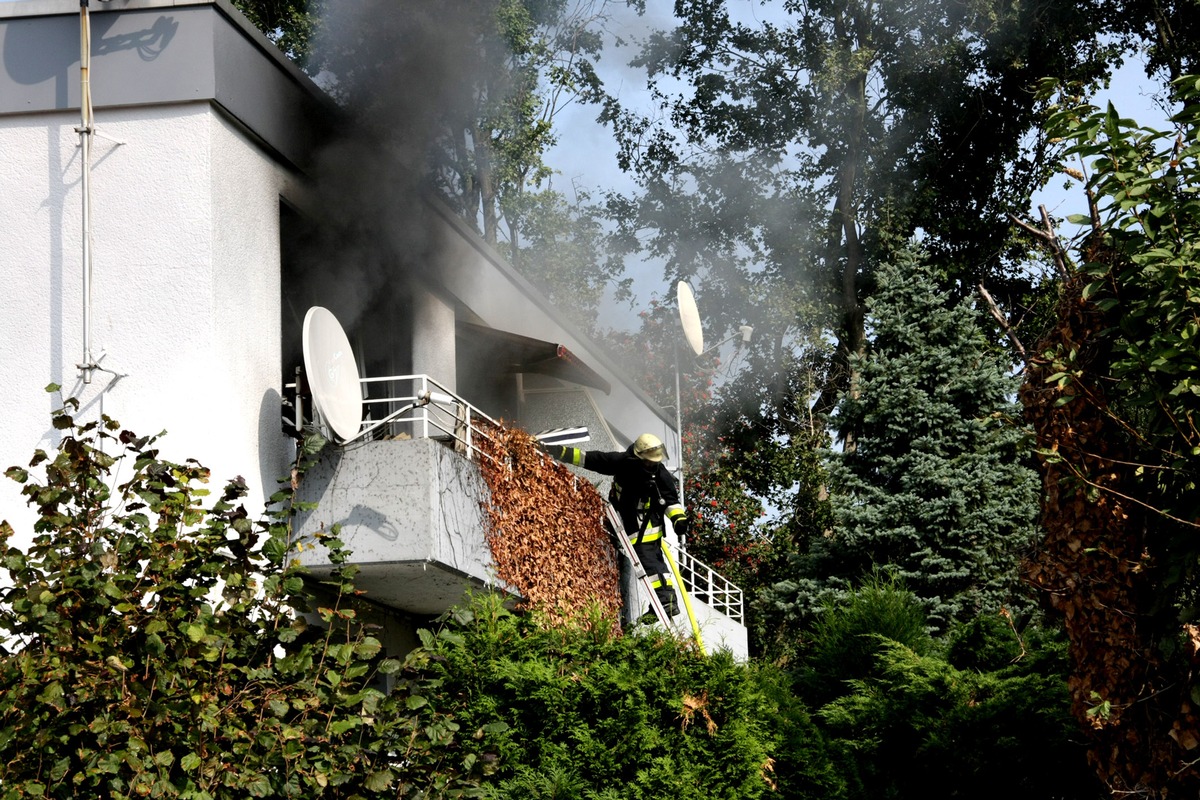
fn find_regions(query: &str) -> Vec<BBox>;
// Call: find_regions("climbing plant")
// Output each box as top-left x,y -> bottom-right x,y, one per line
476,422 -> 622,624
1020,76 -> 1200,796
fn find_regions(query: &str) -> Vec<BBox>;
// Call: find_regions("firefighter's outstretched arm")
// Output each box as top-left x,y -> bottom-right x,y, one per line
540,444 -> 585,467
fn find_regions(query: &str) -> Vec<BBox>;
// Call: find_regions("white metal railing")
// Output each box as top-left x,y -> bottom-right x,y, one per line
673,545 -> 744,623
286,373 -> 503,465
355,374 -> 501,458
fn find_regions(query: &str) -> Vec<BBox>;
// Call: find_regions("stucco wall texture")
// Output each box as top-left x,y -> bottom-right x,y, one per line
0,104 -> 298,544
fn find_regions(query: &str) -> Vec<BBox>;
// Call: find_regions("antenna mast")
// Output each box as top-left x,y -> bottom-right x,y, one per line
77,0 -> 98,383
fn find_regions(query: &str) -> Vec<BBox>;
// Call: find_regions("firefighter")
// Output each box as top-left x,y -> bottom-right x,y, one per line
539,433 -> 689,619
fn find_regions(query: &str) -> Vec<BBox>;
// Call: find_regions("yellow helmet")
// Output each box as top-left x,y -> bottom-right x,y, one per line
633,433 -> 666,463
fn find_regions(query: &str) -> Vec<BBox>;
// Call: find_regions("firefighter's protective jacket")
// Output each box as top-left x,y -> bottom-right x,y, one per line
544,443 -> 687,544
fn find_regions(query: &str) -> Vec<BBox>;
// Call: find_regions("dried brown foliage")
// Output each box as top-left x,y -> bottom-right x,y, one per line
1021,265 -> 1200,796
474,423 -> 622,625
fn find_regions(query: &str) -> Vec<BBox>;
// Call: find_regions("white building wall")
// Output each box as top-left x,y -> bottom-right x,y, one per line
0,102 -> 297,545
209,108 -> 298,495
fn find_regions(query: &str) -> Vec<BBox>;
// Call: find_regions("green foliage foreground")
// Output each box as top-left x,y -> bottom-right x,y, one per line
0,394 -> 1096,799
0,392 -> 488,799
805,594 -> 1101,800
410,597 -> 840,800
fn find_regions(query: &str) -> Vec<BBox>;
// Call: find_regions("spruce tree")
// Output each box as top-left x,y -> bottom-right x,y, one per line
820,247 -> 1040,631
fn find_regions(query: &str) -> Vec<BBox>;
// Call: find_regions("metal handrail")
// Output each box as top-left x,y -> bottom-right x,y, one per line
286,373 -> 504,465
673,545 -> 744,623
353,374 -> 503,464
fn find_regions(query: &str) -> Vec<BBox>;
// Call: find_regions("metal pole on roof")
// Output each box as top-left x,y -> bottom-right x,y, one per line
77,0 -> 97,383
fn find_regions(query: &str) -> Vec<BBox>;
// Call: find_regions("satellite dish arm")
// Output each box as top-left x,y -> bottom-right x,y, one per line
344,389 -> 451,444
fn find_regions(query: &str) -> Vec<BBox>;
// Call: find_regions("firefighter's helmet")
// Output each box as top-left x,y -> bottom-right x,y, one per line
633,433 -> 666,463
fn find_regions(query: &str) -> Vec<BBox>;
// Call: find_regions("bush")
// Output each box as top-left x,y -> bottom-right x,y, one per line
0,392 -> 489,799
410,594 -> 844,799
816,610 -> 1099,799
796,572 -> 932,708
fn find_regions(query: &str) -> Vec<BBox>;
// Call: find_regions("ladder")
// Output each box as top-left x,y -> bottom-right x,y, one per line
603,502 -> 705,654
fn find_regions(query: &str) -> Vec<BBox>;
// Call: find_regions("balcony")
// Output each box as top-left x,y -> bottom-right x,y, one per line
290,375 -> 748,659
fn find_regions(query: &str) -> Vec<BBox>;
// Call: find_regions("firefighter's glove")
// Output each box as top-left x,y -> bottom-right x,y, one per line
673,516 -> 691,538
537,443 -> 568,462
535,444 -> 585,468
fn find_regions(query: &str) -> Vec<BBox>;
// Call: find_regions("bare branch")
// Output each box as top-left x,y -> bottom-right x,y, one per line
1010,204 -> 1073,280
978,281 -> 1027,361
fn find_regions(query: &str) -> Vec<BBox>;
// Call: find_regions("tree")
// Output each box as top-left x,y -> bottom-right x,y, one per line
602,0 -> 1120,450
811,247 -> 1041,632
1102,0 -> 1200,82
496,187 -> 629,334
230,0 -> 324,70
0,391 -> 491,799
312,0 -> 616,250
1017,75 -> 1200,796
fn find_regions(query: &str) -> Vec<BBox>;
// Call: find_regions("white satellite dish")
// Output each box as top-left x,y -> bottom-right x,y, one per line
677,280 -> 704,356
302,306 -> 363,442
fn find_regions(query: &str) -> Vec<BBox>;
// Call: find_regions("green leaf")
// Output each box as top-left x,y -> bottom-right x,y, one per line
244,774 -> 272,797
329,718 -> 360,735
37,681 -> 66,711
355,637 -> 382,660
364,769 -> 395,792
49,757 -> 71,782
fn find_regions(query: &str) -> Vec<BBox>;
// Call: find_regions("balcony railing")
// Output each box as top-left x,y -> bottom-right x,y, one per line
287,372 -> 503,465
675,547 -> 744,623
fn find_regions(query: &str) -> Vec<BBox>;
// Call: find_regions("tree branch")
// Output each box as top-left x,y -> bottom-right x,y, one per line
977,281 -> 1027,361
1010,204 -> 1073,280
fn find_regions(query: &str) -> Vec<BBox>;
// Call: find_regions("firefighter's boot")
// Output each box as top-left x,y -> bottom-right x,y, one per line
656,586 -> 680,617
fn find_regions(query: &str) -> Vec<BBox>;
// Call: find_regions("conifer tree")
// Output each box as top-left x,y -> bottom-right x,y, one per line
818,248 -> 1040,631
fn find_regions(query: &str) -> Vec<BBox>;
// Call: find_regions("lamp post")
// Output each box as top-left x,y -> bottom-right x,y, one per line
673,280 -> 753,552
672,326 -> 753,551
674,343 -> 685,498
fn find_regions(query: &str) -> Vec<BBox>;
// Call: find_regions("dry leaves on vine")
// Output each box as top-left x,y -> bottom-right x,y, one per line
475,422 -> 621,626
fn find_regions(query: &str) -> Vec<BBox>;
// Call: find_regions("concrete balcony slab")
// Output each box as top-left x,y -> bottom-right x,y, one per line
292,438 -> 512,615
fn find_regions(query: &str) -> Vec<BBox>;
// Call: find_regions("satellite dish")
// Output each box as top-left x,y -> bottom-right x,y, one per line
677,281 -> 704,356
302,307 -> 363,442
